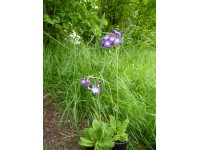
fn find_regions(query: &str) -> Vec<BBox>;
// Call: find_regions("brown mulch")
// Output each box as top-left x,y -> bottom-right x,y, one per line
43,98 -> 83,150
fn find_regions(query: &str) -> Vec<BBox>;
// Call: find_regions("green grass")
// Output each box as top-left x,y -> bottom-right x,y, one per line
44,40 -> 156,150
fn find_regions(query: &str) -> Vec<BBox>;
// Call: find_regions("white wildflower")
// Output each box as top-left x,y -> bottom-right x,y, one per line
69,30 -> 81,45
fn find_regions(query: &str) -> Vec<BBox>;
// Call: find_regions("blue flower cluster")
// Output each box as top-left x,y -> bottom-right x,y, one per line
80,30 -> 122,94
101,30 -> 122,48
80,75 -> 102,94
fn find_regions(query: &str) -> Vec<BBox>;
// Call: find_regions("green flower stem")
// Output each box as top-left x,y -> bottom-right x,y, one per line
43,31 -> 69,49
115,46 -> 120,121
90,77 -> 115,116
97,94 -> 101,120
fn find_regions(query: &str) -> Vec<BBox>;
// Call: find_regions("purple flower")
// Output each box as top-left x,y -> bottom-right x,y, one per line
80,78 -> 86,84
101,39 -> 105,44
102,40 -> 112,48
84,80 -> 91,87
114,37 -> 122,45
101,30 -> 122,48
108,35 -> 116,43
91,85 -> 100,94
98,80 -> 102,85
112,30 -> 121,37
103,34 -> 112,40
80,78 -> 91,87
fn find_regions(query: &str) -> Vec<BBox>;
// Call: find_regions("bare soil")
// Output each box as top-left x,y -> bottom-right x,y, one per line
43,97 -> 83,150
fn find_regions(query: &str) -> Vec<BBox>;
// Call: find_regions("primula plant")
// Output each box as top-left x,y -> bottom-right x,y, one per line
108,115 -> 129,143
78,30 -> 129,150
78,116 -> 129,150
78,119 -> 115,150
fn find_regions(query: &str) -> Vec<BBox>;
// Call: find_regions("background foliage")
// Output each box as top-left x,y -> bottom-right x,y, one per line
43,0 -> 155,46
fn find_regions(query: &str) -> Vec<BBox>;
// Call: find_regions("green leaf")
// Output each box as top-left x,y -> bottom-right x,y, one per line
118,133 -> 128,142
80,137 -> 93,143
99,137 -> 114,148
102,122 -> 112,136
119,119 -> 129,130
83,3 -> 87,12
117,129 -> 126,135
113,133 -> 128,142
108,126 -> 115,136
143,0 -> 149,5
44,15 -> 54,25
92,119 -> 101,130
84,128 -> 95,140
78,140 -> 94,147
53,18 -> 60,24
109,115 -> 116,129
103,19 -> 108,26
130,0 -> 139,2
94,128 -> 104,140
117,119 -> 129,135
117,120 -> 122,127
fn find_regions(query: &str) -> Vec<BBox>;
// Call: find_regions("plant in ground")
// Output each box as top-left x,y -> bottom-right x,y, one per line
108,115 -> 129,143
78,115 -> 129,150
78,119 -> 114,150
78,30 -> 130,150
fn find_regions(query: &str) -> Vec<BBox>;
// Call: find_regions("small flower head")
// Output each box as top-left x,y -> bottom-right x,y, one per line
114,37 -> 122,45
108,35 -> 116,43
98,80 -> 102,85
80,78 -> 90,87
103,34 -> 112,40
84,80 -> 91,87
112,30 -> 121,37
91,85 -> 100,94
102,40 -> 112,48
101,30 -> 122,48
80,78 -> 86,85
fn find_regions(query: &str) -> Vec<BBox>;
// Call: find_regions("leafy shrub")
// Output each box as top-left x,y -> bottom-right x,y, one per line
43,0 -> 155,46
43,0 -> 108,43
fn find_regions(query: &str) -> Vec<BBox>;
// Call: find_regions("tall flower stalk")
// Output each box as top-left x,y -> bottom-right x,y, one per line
115,45 -> 119,121
101,29 -> 122,121
78,30 -> 129,150
80,29 -> 122,121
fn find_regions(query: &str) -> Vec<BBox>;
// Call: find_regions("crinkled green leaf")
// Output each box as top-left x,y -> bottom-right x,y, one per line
92,119 -> 101,130
119,119 -> 129,131
94,127 -> 104,140
78,140 -> 94,147
101,122 -> 110,136
83,128 -> 95,140
117,119 -> 129,135
117,120 -> 122,127
113,133 -> 128,142
80,137 -> 93,143
99,137 -> 114,149
109,115 -> 116,129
